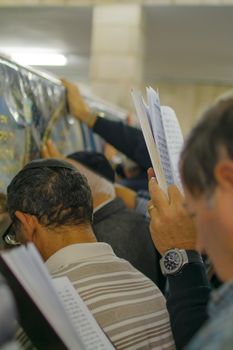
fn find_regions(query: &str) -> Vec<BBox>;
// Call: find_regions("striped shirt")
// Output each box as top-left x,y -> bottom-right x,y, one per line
46,243 -> 175,350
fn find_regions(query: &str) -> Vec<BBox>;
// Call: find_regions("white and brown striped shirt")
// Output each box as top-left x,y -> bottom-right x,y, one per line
46,243 -> 175,350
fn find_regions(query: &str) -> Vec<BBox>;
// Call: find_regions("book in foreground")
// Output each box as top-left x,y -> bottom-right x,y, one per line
131,87 -> 184,193
0,243 -> 114,350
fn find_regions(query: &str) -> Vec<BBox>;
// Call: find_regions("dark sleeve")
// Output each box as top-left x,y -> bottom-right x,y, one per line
93,117 -> 152,170
167,263 -> 211,350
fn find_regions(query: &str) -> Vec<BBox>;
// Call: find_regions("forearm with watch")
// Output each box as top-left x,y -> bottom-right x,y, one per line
148,180 -> 212,349
160,249 -> 211,350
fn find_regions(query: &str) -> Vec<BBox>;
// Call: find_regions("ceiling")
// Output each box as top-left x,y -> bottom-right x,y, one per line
144,5 -> 233,84
0,6 -> 93,82
0,5 -> 233,85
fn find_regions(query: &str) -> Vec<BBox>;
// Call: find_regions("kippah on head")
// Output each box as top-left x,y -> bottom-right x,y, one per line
68,151 -> 115,183
22,158 -> 77,172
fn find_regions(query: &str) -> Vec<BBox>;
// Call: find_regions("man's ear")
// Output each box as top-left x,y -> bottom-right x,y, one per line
214,160 -> 233,192
15,211 -> 37,241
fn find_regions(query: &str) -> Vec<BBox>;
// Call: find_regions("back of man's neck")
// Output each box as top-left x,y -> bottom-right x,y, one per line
42,224 -> 97,260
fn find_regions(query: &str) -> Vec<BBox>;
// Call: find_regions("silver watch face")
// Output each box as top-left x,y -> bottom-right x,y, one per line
162,250 -> 183,275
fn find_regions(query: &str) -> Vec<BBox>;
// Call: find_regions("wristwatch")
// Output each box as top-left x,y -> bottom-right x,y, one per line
160,249 -> 203,276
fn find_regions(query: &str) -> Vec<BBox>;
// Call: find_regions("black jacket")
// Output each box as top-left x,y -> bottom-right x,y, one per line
167,263 -> 212,349
93,117 -> 151,170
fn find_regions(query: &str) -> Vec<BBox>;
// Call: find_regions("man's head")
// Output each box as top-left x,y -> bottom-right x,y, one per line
6,159 -> 94,259
180,96 -> 233,281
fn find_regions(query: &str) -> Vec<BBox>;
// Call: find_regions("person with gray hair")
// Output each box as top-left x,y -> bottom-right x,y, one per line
148,95 -> 233,350
179,96 -> 233,349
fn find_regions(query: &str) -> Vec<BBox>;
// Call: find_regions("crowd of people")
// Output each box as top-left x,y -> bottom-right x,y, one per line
0,79 -> 233,350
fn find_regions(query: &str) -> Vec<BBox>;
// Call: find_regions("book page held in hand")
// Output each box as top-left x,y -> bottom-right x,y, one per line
132,87 -> 184,194
160,106 -> 183,192
53,277 -> 115,350
147,87 -> 174,187
131,90 -> 168,193
0,244 -> 114,350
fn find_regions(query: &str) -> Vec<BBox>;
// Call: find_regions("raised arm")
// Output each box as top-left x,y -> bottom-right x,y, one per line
62,79 -> 151,170
148,177 -> 211,349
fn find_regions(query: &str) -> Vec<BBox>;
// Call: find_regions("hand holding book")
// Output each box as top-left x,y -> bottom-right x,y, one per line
0,244 -> 114,350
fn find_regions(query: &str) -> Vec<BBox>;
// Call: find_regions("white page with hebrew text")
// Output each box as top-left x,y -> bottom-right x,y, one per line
1,244 -> 85,350
131,90 -> 168,193
147,87 -> 175,186
160,106 -> 184,192
53,277 -> 115,350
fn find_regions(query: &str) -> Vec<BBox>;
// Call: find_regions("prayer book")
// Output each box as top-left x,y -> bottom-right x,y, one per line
0,243 -> 114,350
132,87 -> 184,193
